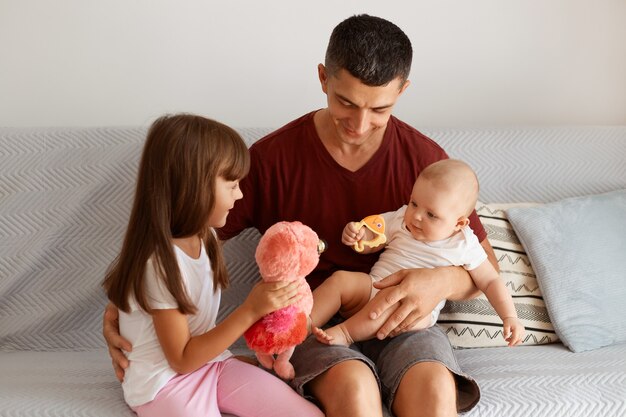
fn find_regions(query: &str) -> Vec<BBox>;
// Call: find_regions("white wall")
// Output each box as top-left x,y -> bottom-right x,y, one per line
1,0 -> 625,128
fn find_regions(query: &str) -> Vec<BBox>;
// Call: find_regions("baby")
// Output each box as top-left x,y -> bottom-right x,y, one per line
310,159 -> 525,347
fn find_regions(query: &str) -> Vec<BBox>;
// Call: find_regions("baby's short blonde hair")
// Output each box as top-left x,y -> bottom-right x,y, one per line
419,159 -> 479,216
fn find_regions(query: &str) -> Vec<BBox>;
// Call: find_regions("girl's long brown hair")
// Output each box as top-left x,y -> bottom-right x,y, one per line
102,114 -> 250,314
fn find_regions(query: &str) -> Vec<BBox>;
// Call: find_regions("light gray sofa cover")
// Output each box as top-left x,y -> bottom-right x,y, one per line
1,126 -> 625,417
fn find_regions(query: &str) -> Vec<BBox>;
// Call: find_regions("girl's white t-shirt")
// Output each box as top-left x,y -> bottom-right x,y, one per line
119,244 -> 232,407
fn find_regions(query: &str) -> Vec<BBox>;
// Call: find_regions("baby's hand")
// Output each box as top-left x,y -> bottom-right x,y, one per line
503,317 -> 525,347
341,222 -> 366,246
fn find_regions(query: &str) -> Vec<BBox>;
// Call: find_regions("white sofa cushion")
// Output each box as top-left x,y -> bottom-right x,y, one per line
508,190 -> 626,352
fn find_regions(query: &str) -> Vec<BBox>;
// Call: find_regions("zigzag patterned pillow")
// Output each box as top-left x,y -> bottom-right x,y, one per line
437,202 -> 559,348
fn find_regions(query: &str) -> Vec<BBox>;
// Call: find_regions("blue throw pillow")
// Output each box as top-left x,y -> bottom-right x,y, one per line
507,190 -> 626,353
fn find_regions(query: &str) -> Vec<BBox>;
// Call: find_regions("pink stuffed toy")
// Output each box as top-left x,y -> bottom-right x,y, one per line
243,221 -> 324,379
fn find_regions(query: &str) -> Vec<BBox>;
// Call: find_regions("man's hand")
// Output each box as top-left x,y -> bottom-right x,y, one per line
103,302 -> 132,382
367,269 -> 443,339
368,265 -> 478,339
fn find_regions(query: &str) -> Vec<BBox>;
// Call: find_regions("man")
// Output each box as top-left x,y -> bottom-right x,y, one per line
105,14 -> 496,416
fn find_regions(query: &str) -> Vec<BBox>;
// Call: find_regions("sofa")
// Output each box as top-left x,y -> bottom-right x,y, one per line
1,125 -> 625,417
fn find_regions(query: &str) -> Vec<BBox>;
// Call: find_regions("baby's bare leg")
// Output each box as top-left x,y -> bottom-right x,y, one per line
316,287 -> 433,346
310,271 -> 372,329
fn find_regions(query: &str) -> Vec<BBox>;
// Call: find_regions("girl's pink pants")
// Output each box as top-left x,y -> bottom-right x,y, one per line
133,357 -> 323,417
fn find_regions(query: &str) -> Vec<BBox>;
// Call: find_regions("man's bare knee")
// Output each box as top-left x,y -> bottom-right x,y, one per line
393,362 -> 457,417
307,360 -> 382,417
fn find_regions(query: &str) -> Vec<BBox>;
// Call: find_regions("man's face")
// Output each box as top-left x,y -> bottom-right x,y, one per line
319,65 -> 409,146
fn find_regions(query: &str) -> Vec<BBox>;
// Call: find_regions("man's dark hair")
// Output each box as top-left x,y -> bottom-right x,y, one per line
325,14 -> 412,87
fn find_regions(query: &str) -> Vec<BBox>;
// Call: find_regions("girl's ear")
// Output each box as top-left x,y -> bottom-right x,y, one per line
456,217 -> 470,230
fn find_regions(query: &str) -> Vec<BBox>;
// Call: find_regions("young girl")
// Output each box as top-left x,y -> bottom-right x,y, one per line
102,114 -> 323,417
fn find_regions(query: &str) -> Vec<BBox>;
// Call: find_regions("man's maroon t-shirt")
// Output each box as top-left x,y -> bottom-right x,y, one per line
218,112 -> 486,289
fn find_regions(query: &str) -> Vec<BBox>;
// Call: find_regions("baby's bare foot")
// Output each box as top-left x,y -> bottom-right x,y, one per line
313,325 -> 351,346
312,327 -> 333,344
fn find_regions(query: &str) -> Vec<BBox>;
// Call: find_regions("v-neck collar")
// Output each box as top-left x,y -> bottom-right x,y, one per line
309,110 -> 393,177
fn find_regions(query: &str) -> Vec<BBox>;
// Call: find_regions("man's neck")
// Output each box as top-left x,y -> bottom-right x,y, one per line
313,109 -> 386,172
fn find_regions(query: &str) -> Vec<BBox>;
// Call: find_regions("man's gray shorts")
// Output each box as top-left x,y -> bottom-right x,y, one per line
290,325 -> 480,413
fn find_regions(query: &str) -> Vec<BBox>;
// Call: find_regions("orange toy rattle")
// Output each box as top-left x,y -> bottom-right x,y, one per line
353,214 -> 387,252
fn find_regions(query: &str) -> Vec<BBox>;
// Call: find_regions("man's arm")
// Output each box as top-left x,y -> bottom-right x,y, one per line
368,237 -> 498,338
102,302 -> 132,382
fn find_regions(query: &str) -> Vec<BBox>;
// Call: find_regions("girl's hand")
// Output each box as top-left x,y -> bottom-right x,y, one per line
341,222 -> 365,246
503,317 -> 526,347
244,280 -> 301,318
